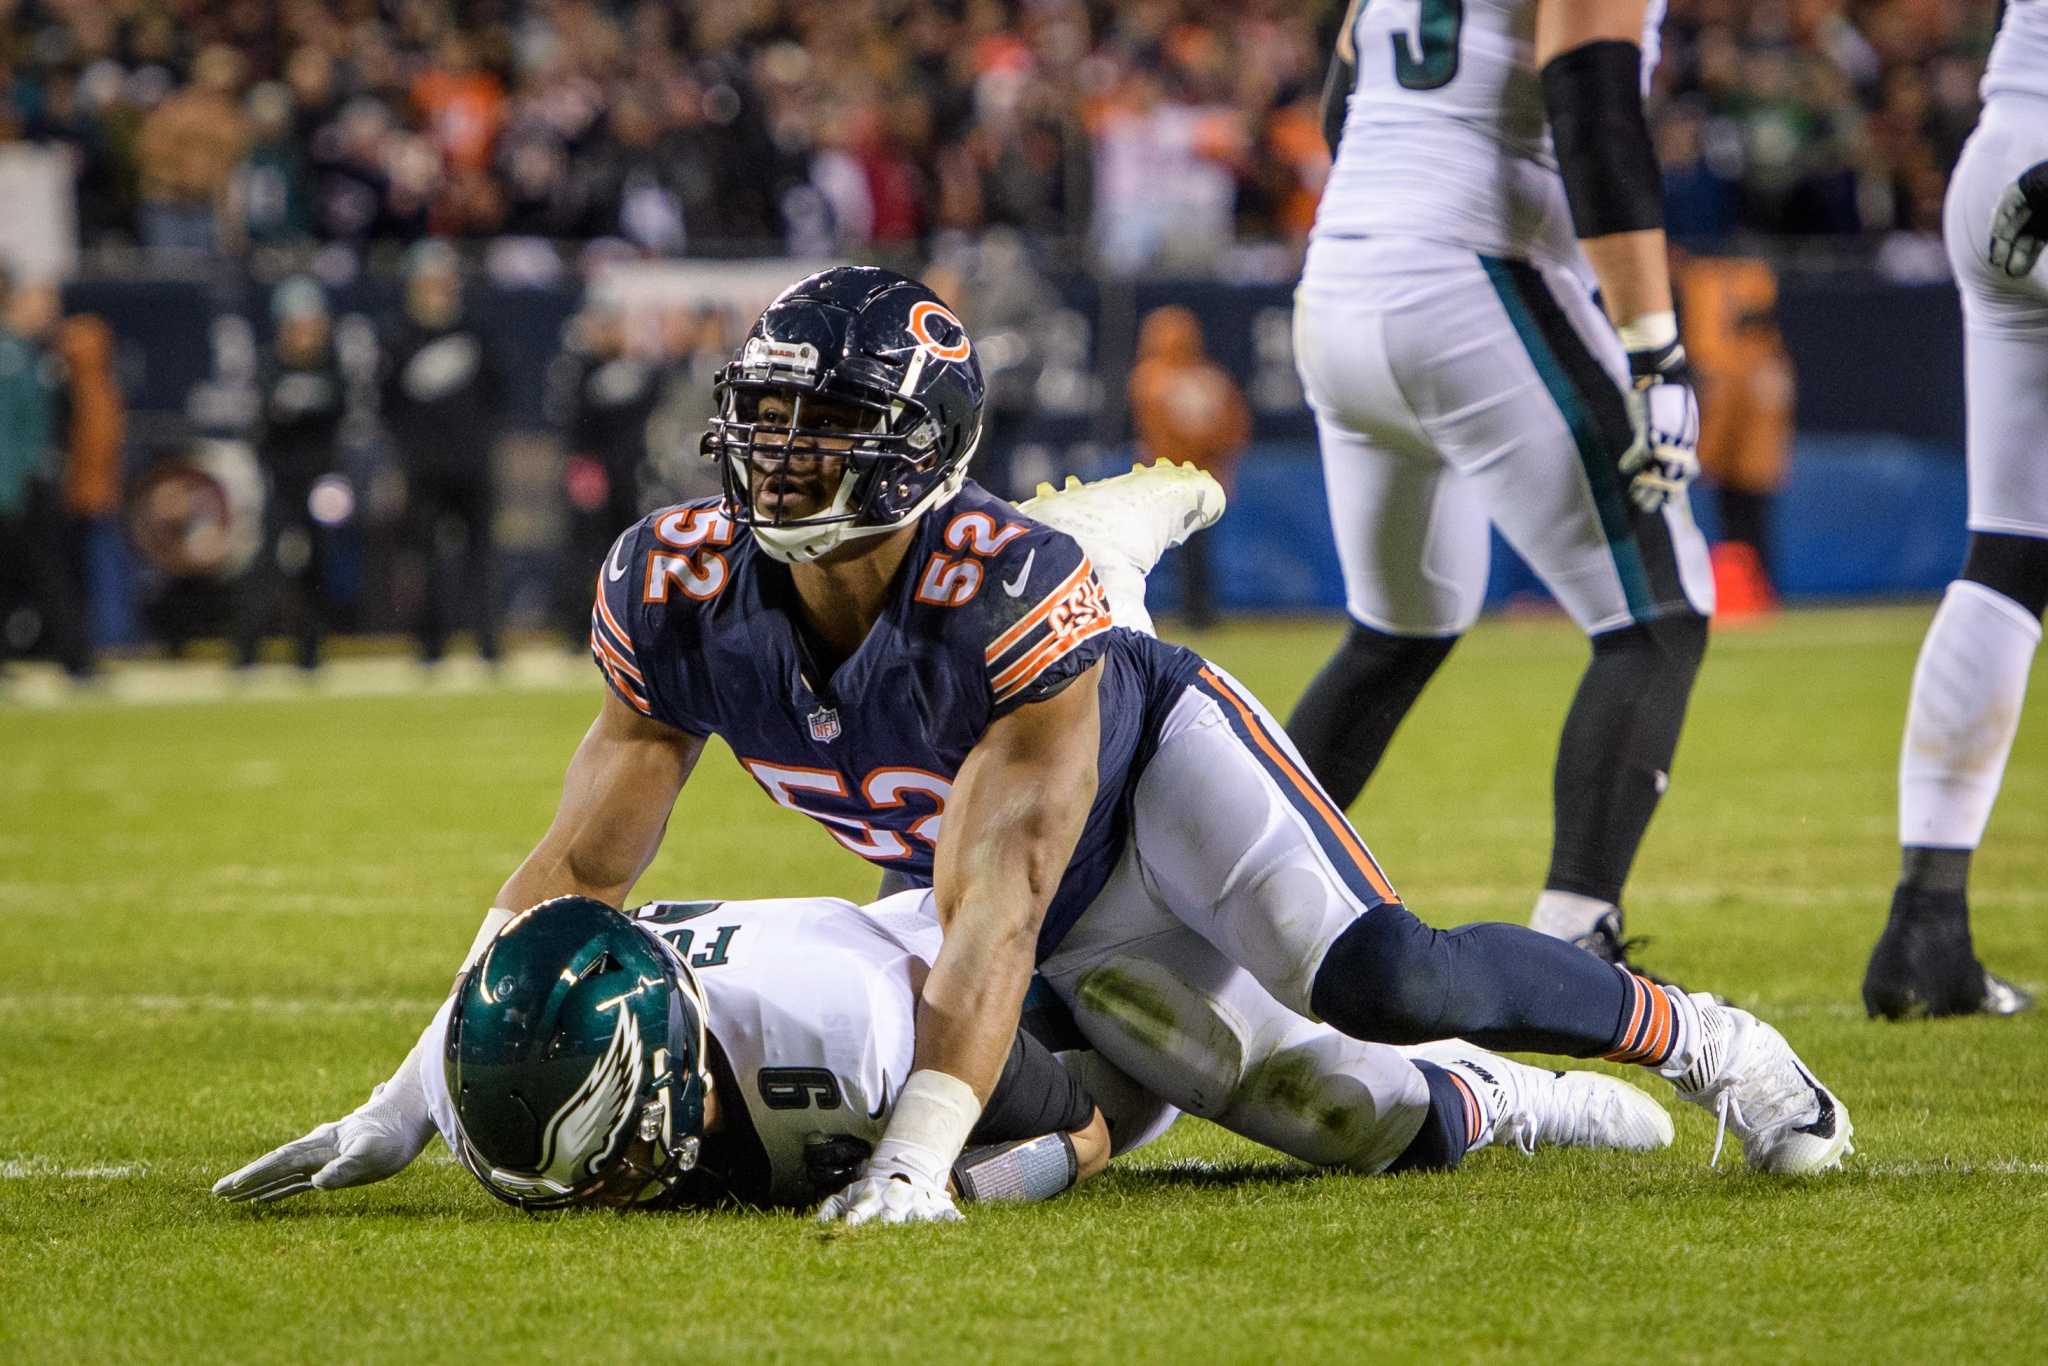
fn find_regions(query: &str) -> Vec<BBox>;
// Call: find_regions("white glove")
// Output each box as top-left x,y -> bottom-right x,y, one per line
1620,334 -> 1701,514
814,1172 -> 963,1227
213,1037 -> 436,1203
1988,160 -> 2048,279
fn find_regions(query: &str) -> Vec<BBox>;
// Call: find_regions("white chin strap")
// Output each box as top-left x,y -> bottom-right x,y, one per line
748,460 -> 969,564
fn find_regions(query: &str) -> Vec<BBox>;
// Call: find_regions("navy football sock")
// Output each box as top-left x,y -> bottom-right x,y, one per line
1310,904 -> 1635,1058
1382,1061 -> 1477,1174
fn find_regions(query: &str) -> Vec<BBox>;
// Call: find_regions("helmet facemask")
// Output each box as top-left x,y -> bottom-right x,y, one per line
705,380 -> 974,564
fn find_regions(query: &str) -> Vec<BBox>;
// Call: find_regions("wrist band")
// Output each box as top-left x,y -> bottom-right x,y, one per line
868,1069 -> 983,1187
1617,311 -> 1678,354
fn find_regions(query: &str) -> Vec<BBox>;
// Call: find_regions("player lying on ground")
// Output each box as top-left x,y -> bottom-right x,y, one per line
222,268 -> 1849,1230
216,891 -> 1675,1213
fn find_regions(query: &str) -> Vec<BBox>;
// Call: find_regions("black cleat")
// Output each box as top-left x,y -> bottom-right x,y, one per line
1862,887 -> 2035,1020
1573,909 -> 1694,994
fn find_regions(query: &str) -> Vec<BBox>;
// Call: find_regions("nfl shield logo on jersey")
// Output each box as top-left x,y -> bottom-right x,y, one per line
808,707 -> 841,743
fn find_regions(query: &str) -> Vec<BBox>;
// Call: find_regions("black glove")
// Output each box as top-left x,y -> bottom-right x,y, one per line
1988,159 -> 2048,279
802,1131 -> 873,1201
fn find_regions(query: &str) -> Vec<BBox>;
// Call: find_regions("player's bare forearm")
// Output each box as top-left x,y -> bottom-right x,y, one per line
921,665 -> 1104,1100
494,688 -> 704,914
1070,1107 -> 1111,1182
1580,229 -> 1673,329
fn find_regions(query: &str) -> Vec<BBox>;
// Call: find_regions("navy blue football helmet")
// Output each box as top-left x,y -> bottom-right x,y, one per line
705,266 -> 986,562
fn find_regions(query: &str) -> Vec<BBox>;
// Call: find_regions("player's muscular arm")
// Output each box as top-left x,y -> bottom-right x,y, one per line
1535,0 -> 1668,327
924,664 -> 1102,1095
826,666 -> 1102,1221
494,688 -> 705,915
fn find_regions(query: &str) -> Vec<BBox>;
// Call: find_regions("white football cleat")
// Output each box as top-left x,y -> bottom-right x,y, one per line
1407,1041 -> 1675,1154
1019,460 -> 1226,634
1668,997 -> 1853,1174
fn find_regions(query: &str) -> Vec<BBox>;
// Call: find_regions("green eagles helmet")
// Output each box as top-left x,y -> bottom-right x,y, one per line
445,896 -> 712,1210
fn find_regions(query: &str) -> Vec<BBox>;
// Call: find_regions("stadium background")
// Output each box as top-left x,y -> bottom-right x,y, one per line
0,0 -> 2005,661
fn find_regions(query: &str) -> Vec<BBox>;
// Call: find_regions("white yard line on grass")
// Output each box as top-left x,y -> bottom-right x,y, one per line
1,1157 -> 148,1179
0,992 -> 444,1016
1856,1158 -> 2048,1178
1,647 -> 596,710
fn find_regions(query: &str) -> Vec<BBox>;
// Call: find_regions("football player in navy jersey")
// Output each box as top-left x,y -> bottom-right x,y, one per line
228,268 -> 1851,1228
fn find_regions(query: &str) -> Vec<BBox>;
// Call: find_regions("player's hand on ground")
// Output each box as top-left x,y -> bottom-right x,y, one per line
1988,160 -> 2048,278
212,1082 -> 432,1203
1620,338 -> 1702,514
814,1172 -> 963,1227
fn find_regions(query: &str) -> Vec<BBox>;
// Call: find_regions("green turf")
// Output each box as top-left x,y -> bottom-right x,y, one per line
4,606 -> 2045,1363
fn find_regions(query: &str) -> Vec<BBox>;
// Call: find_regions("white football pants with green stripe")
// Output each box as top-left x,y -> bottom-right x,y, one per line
1294,235 -> 1714,636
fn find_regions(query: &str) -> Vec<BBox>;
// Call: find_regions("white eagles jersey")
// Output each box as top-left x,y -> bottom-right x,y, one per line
425,892 -> 936,1207
1314,0 -> 1665,278
1984,0 -> 2048,104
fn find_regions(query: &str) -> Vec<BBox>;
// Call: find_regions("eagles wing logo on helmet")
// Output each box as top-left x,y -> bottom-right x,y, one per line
524,1004 -> 644,1192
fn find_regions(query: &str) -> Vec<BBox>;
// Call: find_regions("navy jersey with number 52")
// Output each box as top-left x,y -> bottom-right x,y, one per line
589,480 -> 1201,955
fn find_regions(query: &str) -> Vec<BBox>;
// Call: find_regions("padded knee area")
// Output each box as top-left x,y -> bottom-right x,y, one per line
1070,956 -> 1250,1119
1308,906 -> 1455,1045
1961,531 -> 2048,619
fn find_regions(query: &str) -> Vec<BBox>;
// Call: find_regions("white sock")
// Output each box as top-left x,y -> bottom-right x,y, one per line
1899,581 -> 2041,849
1530,889 -> 1614,942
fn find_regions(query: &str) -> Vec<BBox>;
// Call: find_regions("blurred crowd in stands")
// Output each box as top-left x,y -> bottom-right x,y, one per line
0,0 -> 2009,273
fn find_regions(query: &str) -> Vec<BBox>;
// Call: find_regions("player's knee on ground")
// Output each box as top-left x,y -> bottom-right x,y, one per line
1960,531 -> 2048,619
1307,905 -> 1457,1044
1068,955 -> 1251,1119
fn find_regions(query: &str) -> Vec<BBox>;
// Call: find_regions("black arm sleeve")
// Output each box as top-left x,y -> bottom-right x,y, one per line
971,1026 -> 1095,1143
1540,40 -> 1664,239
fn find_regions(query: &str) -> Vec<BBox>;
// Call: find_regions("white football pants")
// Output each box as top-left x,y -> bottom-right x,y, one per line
1041,667 -> 1432,1173
1294,236 -> 1713,636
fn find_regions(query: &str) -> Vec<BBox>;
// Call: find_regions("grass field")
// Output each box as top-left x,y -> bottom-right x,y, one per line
5,606 -> 2045,1363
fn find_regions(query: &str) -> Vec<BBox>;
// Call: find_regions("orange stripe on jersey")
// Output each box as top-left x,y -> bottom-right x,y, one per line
984,558 -> 1093,665
991,613 -> 1111,704
588,615 -> 645,683
590,631 -> 651,713
1197,666 -> 1400,904
593,565 -> 639,661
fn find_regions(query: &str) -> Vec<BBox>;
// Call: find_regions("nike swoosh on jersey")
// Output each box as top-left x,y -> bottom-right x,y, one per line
1001,548 -> 1037,597
607,535 -> 632,582
868,1072 -> 892,1121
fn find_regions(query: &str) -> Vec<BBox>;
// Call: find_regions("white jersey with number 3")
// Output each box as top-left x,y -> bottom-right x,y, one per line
1314,0 -> 1665,278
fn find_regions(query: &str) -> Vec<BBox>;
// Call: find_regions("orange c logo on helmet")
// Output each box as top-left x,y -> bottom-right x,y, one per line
908,301 -> 972,363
